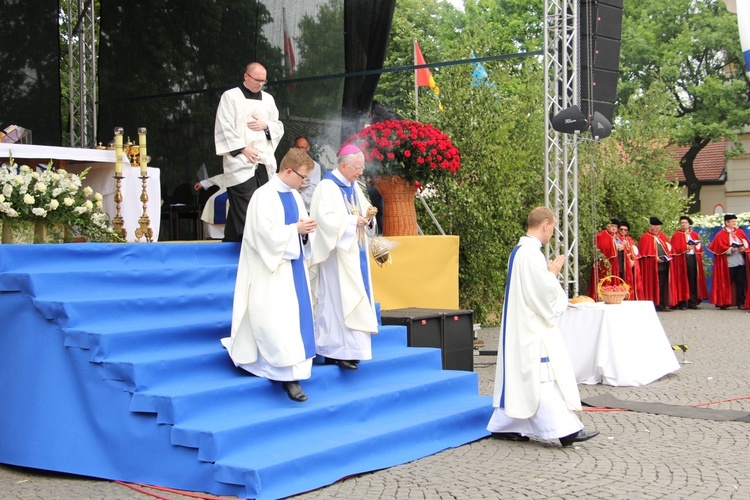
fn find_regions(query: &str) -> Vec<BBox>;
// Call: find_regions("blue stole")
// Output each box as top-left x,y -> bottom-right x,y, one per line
213,191 -> 229,224
499,244 -> 522,408
278,191 -> 316,358
322,172 -> 371,300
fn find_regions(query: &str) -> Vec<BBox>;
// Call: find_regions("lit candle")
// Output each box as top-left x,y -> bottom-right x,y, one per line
138,127 -> 148,175
114,127 -> 124,175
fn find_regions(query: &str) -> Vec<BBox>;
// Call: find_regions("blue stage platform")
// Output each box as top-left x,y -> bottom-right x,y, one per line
0,243 -> 492,499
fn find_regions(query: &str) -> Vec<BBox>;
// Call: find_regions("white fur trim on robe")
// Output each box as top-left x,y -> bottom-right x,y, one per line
309,174 -> 378,337
491,235 -> 582,419
214,87 -> 284,187
222,176 -> 314,369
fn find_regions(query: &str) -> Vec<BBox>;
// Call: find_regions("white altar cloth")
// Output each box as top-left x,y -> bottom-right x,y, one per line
1,144 -> 160,242
558,301 -> 680,386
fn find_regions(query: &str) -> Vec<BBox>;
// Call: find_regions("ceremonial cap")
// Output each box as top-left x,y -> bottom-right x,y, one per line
724,213 -> 737,222
338,144 -> 363,156
619,220 -> 630,229
680,216 -> 693,225
649,217 -> 663,225
609,218 -> 619,226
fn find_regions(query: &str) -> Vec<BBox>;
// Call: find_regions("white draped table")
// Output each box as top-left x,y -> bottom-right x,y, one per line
558,300 -> 680,386
0,144 -> 160,242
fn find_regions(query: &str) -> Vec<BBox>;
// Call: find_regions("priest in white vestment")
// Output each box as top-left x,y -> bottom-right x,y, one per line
308,145 -> 379,371
488,206 -> 599,446
221,148 -> 318,402
214,61 -> 284,242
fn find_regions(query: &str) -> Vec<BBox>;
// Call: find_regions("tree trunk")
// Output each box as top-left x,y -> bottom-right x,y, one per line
680,138 -> 711,214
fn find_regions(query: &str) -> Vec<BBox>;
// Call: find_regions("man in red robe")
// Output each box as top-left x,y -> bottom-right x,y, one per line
638,217 -> 677,311
587,218 -> 622,300
670,216 -> 708,310
618,221 -> 643,300
708,214 -> 750,310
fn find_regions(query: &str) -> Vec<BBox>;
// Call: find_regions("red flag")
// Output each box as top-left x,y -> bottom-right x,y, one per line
283,9 -> 296,88
414,40 -> 432,87
414,39 -> 442,110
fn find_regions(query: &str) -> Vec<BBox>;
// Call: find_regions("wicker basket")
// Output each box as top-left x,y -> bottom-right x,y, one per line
597,275 -> 630,304
373,175 -> 419,236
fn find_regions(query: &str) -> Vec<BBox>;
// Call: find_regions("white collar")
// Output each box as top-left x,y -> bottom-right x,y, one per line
270,175 -> 292,193
331,168 -> 352,186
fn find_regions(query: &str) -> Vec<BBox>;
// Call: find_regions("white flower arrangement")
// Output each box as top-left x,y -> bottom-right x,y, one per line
0,157 -> 121,242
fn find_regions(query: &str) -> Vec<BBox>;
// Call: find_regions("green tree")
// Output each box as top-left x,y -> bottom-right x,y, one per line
375,0 -> 462,118
619,0 -> 750,213
416,60 -> 547,322
285,0 -> 345,121
576,86 -> 691,291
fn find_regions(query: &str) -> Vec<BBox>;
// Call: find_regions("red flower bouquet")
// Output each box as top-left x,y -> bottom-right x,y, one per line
346,119 -> 460,186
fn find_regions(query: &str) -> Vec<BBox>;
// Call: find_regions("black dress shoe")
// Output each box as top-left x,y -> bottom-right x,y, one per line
491,432 -> 529,442
559,429 -> 599,447
336,360 -> 359,370
282,381 -> 308,402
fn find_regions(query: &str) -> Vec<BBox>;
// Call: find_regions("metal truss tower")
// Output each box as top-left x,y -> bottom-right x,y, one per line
544,0 -> 580,296
66,0 -> 97,148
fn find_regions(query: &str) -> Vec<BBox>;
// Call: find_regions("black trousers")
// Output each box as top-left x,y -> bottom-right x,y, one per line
729,263 -> 747,306
658,261 -> 670,307
223,165 -> 269,242
685,254 -> 699,307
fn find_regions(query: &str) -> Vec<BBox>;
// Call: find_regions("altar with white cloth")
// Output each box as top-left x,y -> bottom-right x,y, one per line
0,143 -> 161,242
558,300 -> 681,386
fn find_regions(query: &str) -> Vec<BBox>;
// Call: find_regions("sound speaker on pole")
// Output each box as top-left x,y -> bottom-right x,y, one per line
551,105 -> 588,134
590,111 -> 612,139
579,0 -> 622,131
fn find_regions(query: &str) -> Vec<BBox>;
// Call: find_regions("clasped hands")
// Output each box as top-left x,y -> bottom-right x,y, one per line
297,218 -> 317,235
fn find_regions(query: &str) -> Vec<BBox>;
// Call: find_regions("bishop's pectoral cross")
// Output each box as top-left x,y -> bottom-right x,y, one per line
345,194 -> 366,247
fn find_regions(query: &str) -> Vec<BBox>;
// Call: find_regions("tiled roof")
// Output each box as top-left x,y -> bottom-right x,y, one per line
667,140 -> 726,183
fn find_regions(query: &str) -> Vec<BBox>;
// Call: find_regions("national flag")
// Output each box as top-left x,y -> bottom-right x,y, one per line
282,8 -> 297,88
470,52 -> 498,91
724,0 -> 750,74
470,53 -> 489,86
414,39 -> 443,110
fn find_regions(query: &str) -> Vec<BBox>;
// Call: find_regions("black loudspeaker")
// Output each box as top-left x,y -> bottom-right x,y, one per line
551,105 -> 589,134
579,0 -> 622,126
380,308 -> 474,372
590,111 -> 612,139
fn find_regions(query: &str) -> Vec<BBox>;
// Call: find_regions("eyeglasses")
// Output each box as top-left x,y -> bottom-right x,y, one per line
245,73 -> 267,84
347,163 -> 365,173
290,169 -> 308,182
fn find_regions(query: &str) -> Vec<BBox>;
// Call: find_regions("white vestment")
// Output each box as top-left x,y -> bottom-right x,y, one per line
221,176 -> 315,381
488,235 -> 583,439
297,160 -> 323,211
309,170 -> 378,361
214,87 -> 284,187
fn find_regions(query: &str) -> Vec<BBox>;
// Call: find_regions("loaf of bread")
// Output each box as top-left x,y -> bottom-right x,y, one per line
570,295 -> 595,304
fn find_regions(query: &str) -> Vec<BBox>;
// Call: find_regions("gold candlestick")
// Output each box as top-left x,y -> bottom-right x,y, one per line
112,174 -> 127,240
135,166 -> 153,242
112,127 -> 127,240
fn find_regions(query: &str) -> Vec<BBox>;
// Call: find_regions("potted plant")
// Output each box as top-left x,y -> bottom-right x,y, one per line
346,119 -> 460,236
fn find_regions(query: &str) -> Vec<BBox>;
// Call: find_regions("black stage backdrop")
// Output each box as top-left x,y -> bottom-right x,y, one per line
0,0 -> 61,146
96,0 -> 395,192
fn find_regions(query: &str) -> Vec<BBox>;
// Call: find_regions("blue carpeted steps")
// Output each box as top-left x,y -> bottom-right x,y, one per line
0,243 -> 492,499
